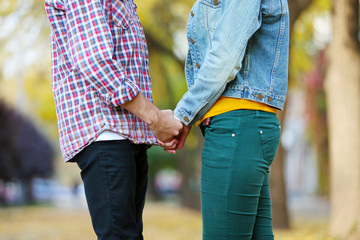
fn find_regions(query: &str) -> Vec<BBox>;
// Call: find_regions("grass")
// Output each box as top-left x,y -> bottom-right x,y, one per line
0,203 -> 329,240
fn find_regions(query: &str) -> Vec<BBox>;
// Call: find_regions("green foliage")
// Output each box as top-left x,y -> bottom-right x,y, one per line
0,0 -> 20,16
147,146 -> 177,177
137,0 -> 192,51
289,0 -> 331,86
24,68 -> 58,138
138,0 -> 192,110
148,51 -> 188,109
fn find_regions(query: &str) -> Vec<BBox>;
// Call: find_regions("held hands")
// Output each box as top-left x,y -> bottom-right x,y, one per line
159,123 -> 192,154
120,93 -> 183,144
148,108 -> 191,153
120,93 -> 188,151
148,109 -> 183,143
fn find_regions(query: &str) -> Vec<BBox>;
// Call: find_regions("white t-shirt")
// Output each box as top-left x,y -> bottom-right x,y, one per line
95,130 -> 126,141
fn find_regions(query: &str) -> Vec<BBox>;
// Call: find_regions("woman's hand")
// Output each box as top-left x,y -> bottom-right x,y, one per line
159,124 -> 192,154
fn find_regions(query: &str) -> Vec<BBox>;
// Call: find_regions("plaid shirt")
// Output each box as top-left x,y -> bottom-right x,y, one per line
45,0 -> 157,161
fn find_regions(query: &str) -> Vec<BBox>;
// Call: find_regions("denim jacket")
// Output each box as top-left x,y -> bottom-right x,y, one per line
174,0 -> 290,125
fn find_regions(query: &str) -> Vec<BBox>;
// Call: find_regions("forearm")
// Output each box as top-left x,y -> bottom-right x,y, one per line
122,93 -> 183,143
121,93 -> 159,126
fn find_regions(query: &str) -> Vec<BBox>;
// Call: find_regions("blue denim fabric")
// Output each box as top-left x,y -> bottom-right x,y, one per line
174,0 -> 290,125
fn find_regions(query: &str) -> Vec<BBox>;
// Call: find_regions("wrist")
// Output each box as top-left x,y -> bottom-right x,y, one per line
144,104 -> 160,127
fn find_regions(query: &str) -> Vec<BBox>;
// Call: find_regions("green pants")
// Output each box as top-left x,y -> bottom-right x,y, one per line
201,110 -> 281,240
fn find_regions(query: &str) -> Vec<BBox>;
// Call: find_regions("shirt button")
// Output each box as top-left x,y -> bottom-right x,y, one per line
255,94 -> 263,100
213,0 -> 219,5
196,63 -> 200,68
184,116 -> 189,122
191,11 -> 194,17
190,38 -> 195,44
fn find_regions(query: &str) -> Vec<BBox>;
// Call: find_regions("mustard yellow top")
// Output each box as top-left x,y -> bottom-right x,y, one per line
196,96 -> 277,126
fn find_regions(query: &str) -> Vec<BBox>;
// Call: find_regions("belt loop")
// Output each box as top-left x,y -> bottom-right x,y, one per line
256,110 -> 260,118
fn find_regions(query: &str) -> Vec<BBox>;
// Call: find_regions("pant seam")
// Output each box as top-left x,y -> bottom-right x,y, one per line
100,144 -> 117,237
224,127 -> 238,240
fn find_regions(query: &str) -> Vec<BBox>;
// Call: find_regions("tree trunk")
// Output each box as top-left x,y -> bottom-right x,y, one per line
178,128 -> 203,211
325,0 -> 360,238
24,178 -> 35,204
288,0 -> 313,28
270,109 -> 290,228
270,0 -> 314,229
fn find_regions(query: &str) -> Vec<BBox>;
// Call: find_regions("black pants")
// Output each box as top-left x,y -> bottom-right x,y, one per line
73,140 -> 149,240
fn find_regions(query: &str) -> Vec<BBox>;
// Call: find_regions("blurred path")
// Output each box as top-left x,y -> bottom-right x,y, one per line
0,200 -> 329,240
289,195 -> 330,221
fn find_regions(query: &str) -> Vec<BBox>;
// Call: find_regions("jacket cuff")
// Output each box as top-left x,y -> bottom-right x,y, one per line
174,107 -> 192,126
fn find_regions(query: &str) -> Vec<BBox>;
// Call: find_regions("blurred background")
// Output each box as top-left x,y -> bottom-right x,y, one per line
0,0 -> 359,239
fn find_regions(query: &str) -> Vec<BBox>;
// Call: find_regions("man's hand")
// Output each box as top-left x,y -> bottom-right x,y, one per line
121,93 -> 183,143
159,124 -> 191,154
147,110 -> 183,143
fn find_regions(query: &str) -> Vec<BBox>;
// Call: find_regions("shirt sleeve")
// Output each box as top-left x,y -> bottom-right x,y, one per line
174,0 -> 262,125
65,0 -> 139,106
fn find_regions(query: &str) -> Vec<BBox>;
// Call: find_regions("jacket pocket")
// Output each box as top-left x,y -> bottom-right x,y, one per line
202,124 -> 236,170
261,0 -> 285,23
200,0 -> 222,8
111,1 -> 132,29
199,0 -> 222,31
259,124 -> 281,164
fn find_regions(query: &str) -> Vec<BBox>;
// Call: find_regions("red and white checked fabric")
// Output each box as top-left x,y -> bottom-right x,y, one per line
45,0 -> 157,161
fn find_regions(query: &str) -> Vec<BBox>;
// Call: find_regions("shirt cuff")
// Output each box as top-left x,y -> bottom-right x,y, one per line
108,79 -> 140,106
